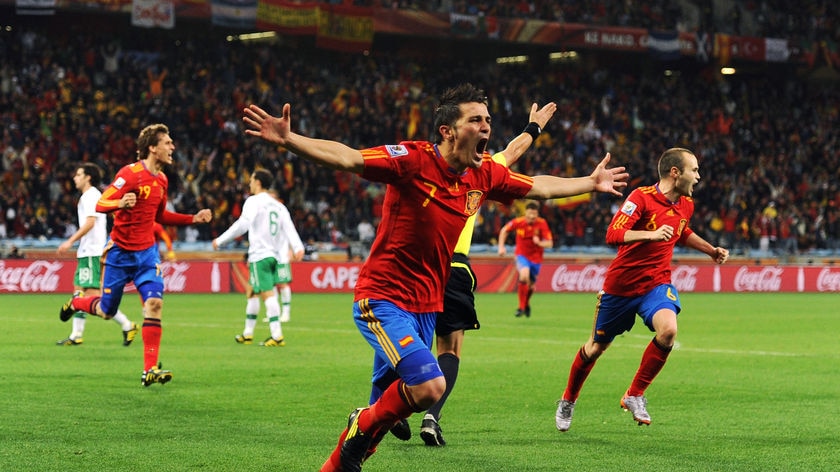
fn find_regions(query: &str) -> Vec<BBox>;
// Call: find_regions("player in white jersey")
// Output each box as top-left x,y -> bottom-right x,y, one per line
56,163 -> 137,346
260,232 -> 304,323
274,228 -> 304,323
213,169 -> 304,346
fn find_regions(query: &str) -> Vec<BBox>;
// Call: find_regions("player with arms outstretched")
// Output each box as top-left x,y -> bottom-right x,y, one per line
243,83 -> 629,472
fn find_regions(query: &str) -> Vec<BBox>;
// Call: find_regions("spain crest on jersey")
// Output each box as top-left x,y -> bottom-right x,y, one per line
677,219 -> 687,236
465,190 -> 482,216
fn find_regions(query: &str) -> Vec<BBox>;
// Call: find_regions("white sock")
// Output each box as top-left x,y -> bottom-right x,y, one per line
111,310 -> 132,331
244,297 -> 260,336
265,296 -> 283,340
71,313 -> 86,339
279,285 -> 291,321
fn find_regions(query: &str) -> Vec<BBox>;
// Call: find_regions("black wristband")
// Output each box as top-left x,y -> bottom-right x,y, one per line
523,122 -> 541,140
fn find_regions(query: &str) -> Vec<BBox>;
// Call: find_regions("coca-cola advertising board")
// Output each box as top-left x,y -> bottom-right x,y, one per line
0,260 -> 230,293
3,259 -> 839,294
269,262 -> 840,294
531,263 -> 840,294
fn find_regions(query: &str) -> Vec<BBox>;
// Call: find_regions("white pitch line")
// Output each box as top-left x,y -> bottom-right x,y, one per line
459,333 -> 822,358
33,317 -> 828,358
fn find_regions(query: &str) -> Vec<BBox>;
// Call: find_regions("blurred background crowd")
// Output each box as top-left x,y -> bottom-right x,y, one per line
1,0 -> 838,259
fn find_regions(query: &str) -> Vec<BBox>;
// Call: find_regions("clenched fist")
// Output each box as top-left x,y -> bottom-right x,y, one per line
193,209 -> 212,223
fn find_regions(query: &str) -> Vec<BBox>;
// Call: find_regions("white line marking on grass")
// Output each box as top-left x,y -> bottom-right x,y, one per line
463,333 -> 827,358
104,320 -> 828,359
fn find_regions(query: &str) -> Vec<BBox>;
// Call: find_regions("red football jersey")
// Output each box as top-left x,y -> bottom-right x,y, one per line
502,215 -> 552,264
356,141 -> 533,312
97,161 -> 192,251
603,184 -> 695,297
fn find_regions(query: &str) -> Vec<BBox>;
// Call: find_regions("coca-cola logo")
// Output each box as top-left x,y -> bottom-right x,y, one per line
0,260 -> 63,292
816,268 -> 840,292
134,4 -> 172,23
159,261 -> 190,292
550,264 -> 606,292
671,266 -> 698,292
733,266 -> 783,292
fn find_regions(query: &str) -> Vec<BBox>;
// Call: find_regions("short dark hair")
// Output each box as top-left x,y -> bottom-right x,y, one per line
432,83 -> 488,144
658,147 -> 694,178
80,163 -> 103,187
136,124 -> 170,160
525,202 -> 539,211
252,168 -> 274,190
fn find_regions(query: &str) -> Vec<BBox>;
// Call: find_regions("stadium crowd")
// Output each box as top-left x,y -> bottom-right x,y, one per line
357,0 -> 836,42
1,1 -> 838,259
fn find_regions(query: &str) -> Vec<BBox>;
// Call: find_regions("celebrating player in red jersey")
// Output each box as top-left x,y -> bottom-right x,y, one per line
243,83 -> 629,472
498,201 -> 553,317
60,124 -> 212,386
555,147 -> 729,432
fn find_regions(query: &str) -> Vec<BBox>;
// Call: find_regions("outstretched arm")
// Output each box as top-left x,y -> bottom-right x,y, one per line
500,102 -> 557,167
243,103 -> 365,174
526,153 -> 628,199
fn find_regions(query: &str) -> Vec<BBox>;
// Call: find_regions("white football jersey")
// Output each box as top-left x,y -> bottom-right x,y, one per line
215,192 -> 303,263
76,187 -> 107,258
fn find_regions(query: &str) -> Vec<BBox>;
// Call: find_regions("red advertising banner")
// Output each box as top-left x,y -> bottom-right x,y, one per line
528,263 -> 840,294
5,2 -> 804,64
4,259 -> 839,294
279,261 -> 840,294
0,259 -> 230,293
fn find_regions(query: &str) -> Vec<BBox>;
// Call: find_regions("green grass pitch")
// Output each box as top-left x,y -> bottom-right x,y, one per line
1,292 -> 837,471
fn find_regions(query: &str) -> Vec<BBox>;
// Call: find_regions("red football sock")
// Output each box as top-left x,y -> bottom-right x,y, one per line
563,347 -> 596,402
72,296 -> 100,315
627,338 -> 671,397
142,318 -> 162,372
320,428 -> 348,472
321,381 -> 419,471
517,282 -> 529,310
360,380 -> 419,434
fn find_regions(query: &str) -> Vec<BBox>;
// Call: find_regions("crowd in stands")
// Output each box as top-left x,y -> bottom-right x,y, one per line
1,1 -> 839,259
362,0 -> 836,42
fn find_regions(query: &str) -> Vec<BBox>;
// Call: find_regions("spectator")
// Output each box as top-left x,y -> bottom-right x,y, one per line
357,218 -> 375,246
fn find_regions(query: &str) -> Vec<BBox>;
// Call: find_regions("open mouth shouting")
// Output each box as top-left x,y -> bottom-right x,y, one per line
474,138 -> 488,164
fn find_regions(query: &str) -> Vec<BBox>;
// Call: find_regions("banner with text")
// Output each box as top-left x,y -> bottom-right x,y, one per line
131,0 -> 175,29
0,260 -> 230,294
4,260 -> 839,294
266,261 -> 840,294
256,0 -> 317,35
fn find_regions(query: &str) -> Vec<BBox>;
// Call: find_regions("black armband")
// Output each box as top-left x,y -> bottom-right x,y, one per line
523,122 -> 541,140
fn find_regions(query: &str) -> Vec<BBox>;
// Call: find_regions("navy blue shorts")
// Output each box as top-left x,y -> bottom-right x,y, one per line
515,254 -> 541,283
354,298 -> 442,387
100,241 -> 164,315
592,284 -> 682,343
